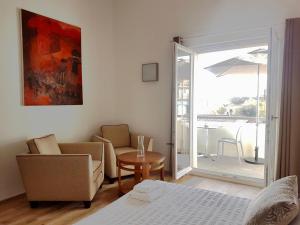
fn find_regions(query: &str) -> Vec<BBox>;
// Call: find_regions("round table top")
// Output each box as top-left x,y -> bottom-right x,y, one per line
117,151 -> 165,165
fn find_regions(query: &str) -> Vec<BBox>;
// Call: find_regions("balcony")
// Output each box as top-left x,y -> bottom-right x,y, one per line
196,116 -> 265,180
176,116 -> 265,181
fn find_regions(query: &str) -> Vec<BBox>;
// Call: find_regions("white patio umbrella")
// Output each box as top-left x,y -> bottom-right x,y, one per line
204,48 -> 268,164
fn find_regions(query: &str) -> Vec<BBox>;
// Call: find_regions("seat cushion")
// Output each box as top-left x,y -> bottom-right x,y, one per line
33,134 -> 61,155
115,147 -> 137,156
101,124 -> 130,148
243,175 -> 299,225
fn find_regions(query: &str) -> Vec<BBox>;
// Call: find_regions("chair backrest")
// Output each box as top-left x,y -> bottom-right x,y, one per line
218,123 -> 244,141
235,126 -> 243,141
101,124 -> 130,148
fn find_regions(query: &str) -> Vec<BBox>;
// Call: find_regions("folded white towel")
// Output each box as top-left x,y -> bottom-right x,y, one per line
128,188 -> 164,202
133,180 -> 158,193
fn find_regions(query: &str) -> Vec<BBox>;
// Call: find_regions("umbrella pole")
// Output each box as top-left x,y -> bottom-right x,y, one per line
255,64 -> 260,161
245,64 -> 264,164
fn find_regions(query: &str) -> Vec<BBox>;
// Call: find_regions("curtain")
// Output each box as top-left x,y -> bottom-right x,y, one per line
277,18 -> 300,189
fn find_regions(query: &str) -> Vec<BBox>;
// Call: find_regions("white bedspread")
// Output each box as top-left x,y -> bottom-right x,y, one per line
75,181 -> 251,225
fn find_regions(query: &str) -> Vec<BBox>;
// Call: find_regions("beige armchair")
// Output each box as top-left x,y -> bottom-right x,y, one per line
16,134 -> 104,208
91,124 -> 153,183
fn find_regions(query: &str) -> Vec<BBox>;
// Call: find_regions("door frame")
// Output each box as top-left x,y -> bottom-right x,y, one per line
265,27 -> 284,186
172,42 -> 195,180
182,27 -> 283,186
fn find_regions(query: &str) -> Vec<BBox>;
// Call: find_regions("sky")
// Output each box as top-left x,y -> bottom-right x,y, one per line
194,46 -> 268,115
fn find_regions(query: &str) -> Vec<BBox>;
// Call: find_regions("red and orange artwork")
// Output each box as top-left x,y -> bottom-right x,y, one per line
21,9 -> 82,105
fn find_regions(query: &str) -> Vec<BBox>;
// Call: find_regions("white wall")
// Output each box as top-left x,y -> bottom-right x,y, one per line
0,0 -> 116,201
113,0 -> 300,171
2,0 -> 300,201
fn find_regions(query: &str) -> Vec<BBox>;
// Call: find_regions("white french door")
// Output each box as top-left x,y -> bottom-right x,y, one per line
172,43 -> 195,179
171,29 -> 282,185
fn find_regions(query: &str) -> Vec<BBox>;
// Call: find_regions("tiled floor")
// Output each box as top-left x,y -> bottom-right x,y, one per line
178,153 -> 264,180
197,155 -> 264,179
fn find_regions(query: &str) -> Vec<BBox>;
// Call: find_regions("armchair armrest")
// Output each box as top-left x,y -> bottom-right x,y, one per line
91,135 -> 117,178
91,135 -> 111,144
59,142 -> 104,161
130,133 -> 154,151
16,154 -> 93,201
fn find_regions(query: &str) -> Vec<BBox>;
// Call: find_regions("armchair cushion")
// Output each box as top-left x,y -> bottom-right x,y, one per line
101,124 -> 130,148
32,134 -> 61,155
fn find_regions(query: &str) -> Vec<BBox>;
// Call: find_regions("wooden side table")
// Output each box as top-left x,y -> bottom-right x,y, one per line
116,151 -> 165,194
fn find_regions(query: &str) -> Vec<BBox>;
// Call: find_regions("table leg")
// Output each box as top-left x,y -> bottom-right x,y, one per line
141,164 -> 150,180
117,161 -> 122,193
134,165 -> 141,184
160,166 -> 165,181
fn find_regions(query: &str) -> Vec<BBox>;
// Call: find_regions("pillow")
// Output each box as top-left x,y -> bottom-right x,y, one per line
243,175 -> 299,225
33,134 -> 61,155
101,124 -> 130,148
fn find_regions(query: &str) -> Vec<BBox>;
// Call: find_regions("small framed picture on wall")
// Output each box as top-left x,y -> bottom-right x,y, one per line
142,63 -> 159,82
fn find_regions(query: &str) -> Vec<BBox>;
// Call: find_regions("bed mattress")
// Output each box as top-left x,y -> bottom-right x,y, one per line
75,181 -> 251,225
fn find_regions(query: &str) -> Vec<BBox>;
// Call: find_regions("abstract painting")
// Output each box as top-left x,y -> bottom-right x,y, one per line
21,9 -> 82,105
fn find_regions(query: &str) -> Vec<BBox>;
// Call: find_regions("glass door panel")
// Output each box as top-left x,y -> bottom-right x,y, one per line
172,43 -> 194,179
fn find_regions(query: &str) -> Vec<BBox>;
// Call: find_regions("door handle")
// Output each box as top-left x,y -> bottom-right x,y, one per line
166,142 -> 174,146
271,115 -> 279,120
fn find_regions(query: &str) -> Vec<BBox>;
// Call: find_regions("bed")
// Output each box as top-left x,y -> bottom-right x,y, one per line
75,180 -> 300,225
